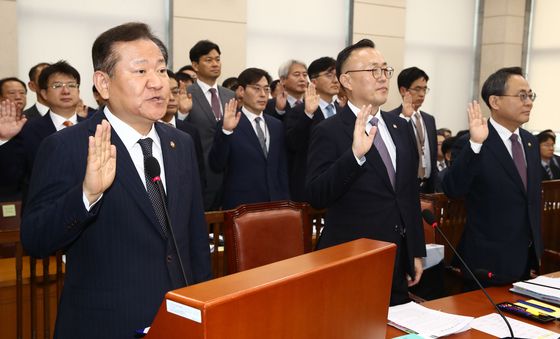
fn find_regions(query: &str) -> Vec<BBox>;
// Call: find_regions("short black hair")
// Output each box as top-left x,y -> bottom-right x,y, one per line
308,57 -> 336,79
537,130 -> 556,144
0,77 -> 27,96
177,64 -> 195,73
189,40 -> 220,63
92,85 -> 99,94
175,72 -> 193,83
92,22 -> 168,76
397,66 -> 429,89
441,136 -> 456,156
222,77 -> 239,91
481,66 -> 524,109
270,79 -> 280,93
336,39 -> 375,86
38,60 -> 81,90
237,68 -> 272,88
28,62 -> 51,82
437,128 -> 452,137
166,69 -> 177,81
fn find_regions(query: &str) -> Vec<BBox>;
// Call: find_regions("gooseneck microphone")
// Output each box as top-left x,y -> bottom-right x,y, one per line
421,209 -> 524,339
145,156 -> 189,287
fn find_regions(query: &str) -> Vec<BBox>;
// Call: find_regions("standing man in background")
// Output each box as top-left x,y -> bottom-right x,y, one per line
23,62 -> 51,119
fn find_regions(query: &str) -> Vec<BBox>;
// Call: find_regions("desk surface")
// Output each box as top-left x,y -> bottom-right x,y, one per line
386,273 -> 560,338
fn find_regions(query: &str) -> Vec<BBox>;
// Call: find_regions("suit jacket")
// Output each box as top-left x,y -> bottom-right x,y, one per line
540,160 -> 560,181
23,104 -> 42,119
442,122 -> 543,281
306,105 -> 426,271
264,98 -> 295,121
284,102 -> 332,202
187,83 -> 235,210
20,111 -> 211,339
387,105 -> 438,192
176,118 -> 206,191
208,113 -> 289,210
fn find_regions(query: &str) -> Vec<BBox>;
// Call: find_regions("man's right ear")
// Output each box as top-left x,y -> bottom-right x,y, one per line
93,71 -> 110,100
398,86 -> 408,97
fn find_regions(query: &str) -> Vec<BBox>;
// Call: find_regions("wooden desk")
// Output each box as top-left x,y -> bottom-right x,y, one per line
387,274 -> 560,338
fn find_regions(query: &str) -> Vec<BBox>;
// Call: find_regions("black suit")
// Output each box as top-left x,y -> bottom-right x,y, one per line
264,98 -> 297,121
540,160 -> 560,181
387,105 -> 438,193
22,104 -> 42,119
443,122 -> 543,283
306,105 -> 426,305
284,102 -> 333,202
20,111 -> 211,339
176,118 -> 206,191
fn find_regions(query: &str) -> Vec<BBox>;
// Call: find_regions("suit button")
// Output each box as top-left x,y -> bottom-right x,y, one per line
167,255 -> 173,262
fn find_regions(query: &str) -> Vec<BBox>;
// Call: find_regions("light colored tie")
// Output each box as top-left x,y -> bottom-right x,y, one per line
325,104 -> 335,118
254,117 -> 267,158
545,164 -> 554,180
413,112 -> 426,178
510,134 -> 527,190
370,117 -> 395,189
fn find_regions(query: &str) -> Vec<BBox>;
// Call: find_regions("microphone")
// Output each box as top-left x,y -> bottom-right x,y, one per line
421,209 -> 525,339
145,156 -> 189,287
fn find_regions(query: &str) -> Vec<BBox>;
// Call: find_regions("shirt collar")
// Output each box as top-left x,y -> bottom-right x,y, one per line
347,100 -> 382,125
103,106 -> 161,153
489,117 -> 520,144
36,102 -> 49,115
160,116 -> 177,127
241,106 -> 263,121
49,110 -> 77,128
319,98 -> 335,111
286,95 -> 303,107
197,79 -> 218,94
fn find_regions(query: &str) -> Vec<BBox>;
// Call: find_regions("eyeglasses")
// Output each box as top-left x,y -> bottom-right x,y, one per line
345,66 -> 394,79
314,71 -> 337,80
499,91 -> 537,102
246,84 -> 271,94
49,82 -> 79,90
409,86 -> 430,94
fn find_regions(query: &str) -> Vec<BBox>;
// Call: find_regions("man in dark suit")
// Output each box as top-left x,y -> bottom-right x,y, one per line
0,77 -> 27,117
264,59 -> 308,121
0,99 -> 27,201
443,67 -> 542,288
387,67 -> 438,193
209,68 -> 289,209
306,39 -> 425,305
537,131 -> 560,181
20,23 -> 211,339
284,57 -> 340,202
185,40 -> 235,211
23,62 -> 51,119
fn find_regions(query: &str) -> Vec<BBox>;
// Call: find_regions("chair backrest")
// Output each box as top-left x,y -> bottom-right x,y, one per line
223,200 -> 311,274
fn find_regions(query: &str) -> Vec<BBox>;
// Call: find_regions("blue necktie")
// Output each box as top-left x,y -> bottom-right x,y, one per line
325,104 -> 335,118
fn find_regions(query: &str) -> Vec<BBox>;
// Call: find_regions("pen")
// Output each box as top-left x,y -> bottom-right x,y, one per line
517,300 -> 555,313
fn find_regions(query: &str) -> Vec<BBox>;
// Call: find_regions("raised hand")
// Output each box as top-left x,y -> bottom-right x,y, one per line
274,84 -> 288,111
83,119 -> 116,205
0,100 -> 27,140
351,104 -> 374,159
304,83 -> 320,115
76,99 -> 89,118
402,91 -> 414,118
222,98 -> 241,132
178,90 -> 193,113
467,100 -> 488,144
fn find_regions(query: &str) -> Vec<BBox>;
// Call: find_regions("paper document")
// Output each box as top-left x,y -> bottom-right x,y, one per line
511,276 -> 560,304
471,313 -> 559,338
388,301 -> 472,338
422,244 -> 444,270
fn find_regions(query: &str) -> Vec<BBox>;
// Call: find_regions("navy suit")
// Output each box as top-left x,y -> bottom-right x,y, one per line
23,104 -> 42,119
284,102 -> 331,202
442,122 -> 543,282
20,112 -> 211,339
387,105 -> 438,193
306,105 -> 426,305
187,82 -> 235,210
176,118 -> 206,191
209,112 -> 289,210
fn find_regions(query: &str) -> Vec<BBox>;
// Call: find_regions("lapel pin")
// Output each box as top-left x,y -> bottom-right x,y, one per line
527,142 -> 532,147
170,141 -> 176,148
392,124 -> 397,129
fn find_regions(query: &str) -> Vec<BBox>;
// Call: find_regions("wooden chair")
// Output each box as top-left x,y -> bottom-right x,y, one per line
223,200 -> 312,274
0,200 -> 23,339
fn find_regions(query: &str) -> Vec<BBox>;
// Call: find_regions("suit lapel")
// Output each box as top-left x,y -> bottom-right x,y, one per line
485,123 -> 526,193
368,112 -> 398,192
191,83 -> 217,125
521,128 -> 538,193
238,113 -> 266,158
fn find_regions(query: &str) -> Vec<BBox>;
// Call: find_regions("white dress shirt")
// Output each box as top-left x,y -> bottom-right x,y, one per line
49,111 -> 78,131
470,118 -> 526,164
242,107 -> 270,151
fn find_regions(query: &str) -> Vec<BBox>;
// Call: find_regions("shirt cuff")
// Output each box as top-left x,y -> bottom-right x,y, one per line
0,139 -> 9,146
275,108 -> 286,115
222,128 -> 233,135
399,113 -> 411,122
176,111 -> 189,120
304,111 -> 314,119
83,193 -> 102,212
469,140 -> 483,154
355,154 -> 366,166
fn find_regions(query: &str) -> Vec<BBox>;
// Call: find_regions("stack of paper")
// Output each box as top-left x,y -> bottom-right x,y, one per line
388,302 -> 473,337
511,276 -> 560,304
471,313 -> 559,338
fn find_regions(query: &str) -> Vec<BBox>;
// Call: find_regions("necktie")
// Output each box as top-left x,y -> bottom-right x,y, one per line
370,117 -> 396,189
295,99 -> 303,106
325,104 -> 335,118
545,164 -> 554,180
254,117 -> 268,158
138,138 -> 168,236
209,88 -> 222,120
510,134 -> 527,190
63,120 -> 73,127
413,112 -> 426,178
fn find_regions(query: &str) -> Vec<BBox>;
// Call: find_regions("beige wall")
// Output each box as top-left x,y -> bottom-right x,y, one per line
352,0 -> 406,110
172,0 -> 247,81
0,0 -> 17,79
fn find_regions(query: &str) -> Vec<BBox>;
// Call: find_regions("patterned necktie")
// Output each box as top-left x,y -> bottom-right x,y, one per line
137,138 -> 168,236
254,117 -> 268,158
413,112 -> 426,178
209,88 -> 222,120
545,164 -> 554,180
63,120 -> 73,127
325,104 -> 335,118
370,117 -> 396,189
510,134 -> 527,190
